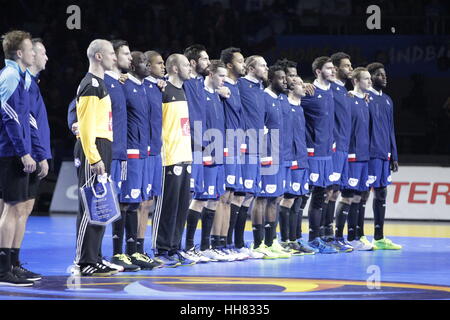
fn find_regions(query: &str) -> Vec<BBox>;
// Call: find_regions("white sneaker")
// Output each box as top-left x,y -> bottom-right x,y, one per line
180,250 -> 201,263
246,245 -> 265,259
102,259 -> 125,272
348,240 -> 374,251
235,247 -> 251,259
221,248 -> 237,261
229,248 -> 248,261
187,247 -> 211,263
200,249 -> 229,262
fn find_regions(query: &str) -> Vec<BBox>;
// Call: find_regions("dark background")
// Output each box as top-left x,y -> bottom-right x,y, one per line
1,0 -> 449,213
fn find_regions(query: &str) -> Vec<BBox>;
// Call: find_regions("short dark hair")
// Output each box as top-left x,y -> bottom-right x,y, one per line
110,39 -> 129,54
144,50 -> 162,63
208,59 -> 226,73
275,58 -> 297,73
312,56 -> 332,76
268,64 -> 285,82
366,62 -> 385,75
330,52 -> 350,68
184,44 -> 206,63
220,47 -> 241,65
2,30 -> 32,60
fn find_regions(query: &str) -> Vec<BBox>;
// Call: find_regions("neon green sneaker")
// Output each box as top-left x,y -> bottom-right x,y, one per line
268,240 -> 291,259
252,243 -> 279,259
372,238 -> 402,250
359,236 -> 372,246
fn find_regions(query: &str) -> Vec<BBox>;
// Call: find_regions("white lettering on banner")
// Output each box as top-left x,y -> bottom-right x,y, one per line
296,166 -> 450,221
362,166 -> 450,220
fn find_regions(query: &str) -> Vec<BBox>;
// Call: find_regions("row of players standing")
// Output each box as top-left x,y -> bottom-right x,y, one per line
0,31 -> 51,286
68,40 -> 401,277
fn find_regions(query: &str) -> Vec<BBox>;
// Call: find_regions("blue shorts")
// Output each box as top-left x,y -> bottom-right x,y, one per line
190,151 -> 204,193
240,154 -> 261,194
368,158 -> 392,188
194,165 -> 226,200
307,156 -> 334,188
224,156 -> 243,191
285,167 -> 310,196
344,161 -> 369,192
258,164 -> 285,198
110,159 -> 127,196
332,151 -> 349,186
144,155 -> 163,198
120,158 -> 148,203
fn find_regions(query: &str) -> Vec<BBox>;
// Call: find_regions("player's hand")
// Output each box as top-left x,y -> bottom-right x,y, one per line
91,160 -> 106,176
119,73 -> 128,84
157,79 -> 167,92
216,86 -> 231,99
21,154 -> 36,173
37,159 -> 49,179
304,83 -> 315,96
71,122 -> 79,136
390,160 -> 399,172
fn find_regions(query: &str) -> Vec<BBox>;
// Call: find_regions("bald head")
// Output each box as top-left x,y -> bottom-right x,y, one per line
166,54 -> 191,81
130,51 -> 149,79
87,39 -> 112,60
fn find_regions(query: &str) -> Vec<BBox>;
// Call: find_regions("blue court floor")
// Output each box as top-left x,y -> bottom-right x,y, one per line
1,215 -> 449,300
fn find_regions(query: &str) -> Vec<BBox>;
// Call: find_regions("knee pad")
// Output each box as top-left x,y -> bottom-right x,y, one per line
374,187 -> 387,201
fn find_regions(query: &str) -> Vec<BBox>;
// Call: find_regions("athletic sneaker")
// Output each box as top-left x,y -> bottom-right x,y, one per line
236,246 -> 263,259
171,251 -> 196,266
308,238 -> 338,254
200,248 -> 229,262
186,247 -> 212,263
80,263 -> 114,277
359,236 -> 372,246
130,252 -> 160,270
0,271 -> 34,287
296,239 -> 317,254
156,253 -> 181,268
372,238 -> 402,250
180,249 -> 201,263
111,254 -> 140,272
281,241 -> 304,256
330,238 -> 354,253
220,248 -> 238,261
102,259 -> 125,272
269,240 -> 292,258
146,250 -> 165,265
12,264 -> 42,281
225,246 -> 248,261
252,243 -> 279,259
348,239 -> 374,251
142,252 -> 164,268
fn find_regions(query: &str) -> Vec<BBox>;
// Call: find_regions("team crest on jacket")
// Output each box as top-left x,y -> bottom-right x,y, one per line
131,189 -> 141,199
309,173 -> 319,182
227,175 -> 236,185
266,184 -> 277,194
173,166 -> 182,176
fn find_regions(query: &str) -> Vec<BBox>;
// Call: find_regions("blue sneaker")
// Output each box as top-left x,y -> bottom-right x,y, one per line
157,252 -> 181,268
171,251 -> 196,266
330,237 -> 354,253
297,238 -> 318,254
308,237 -> 338,254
